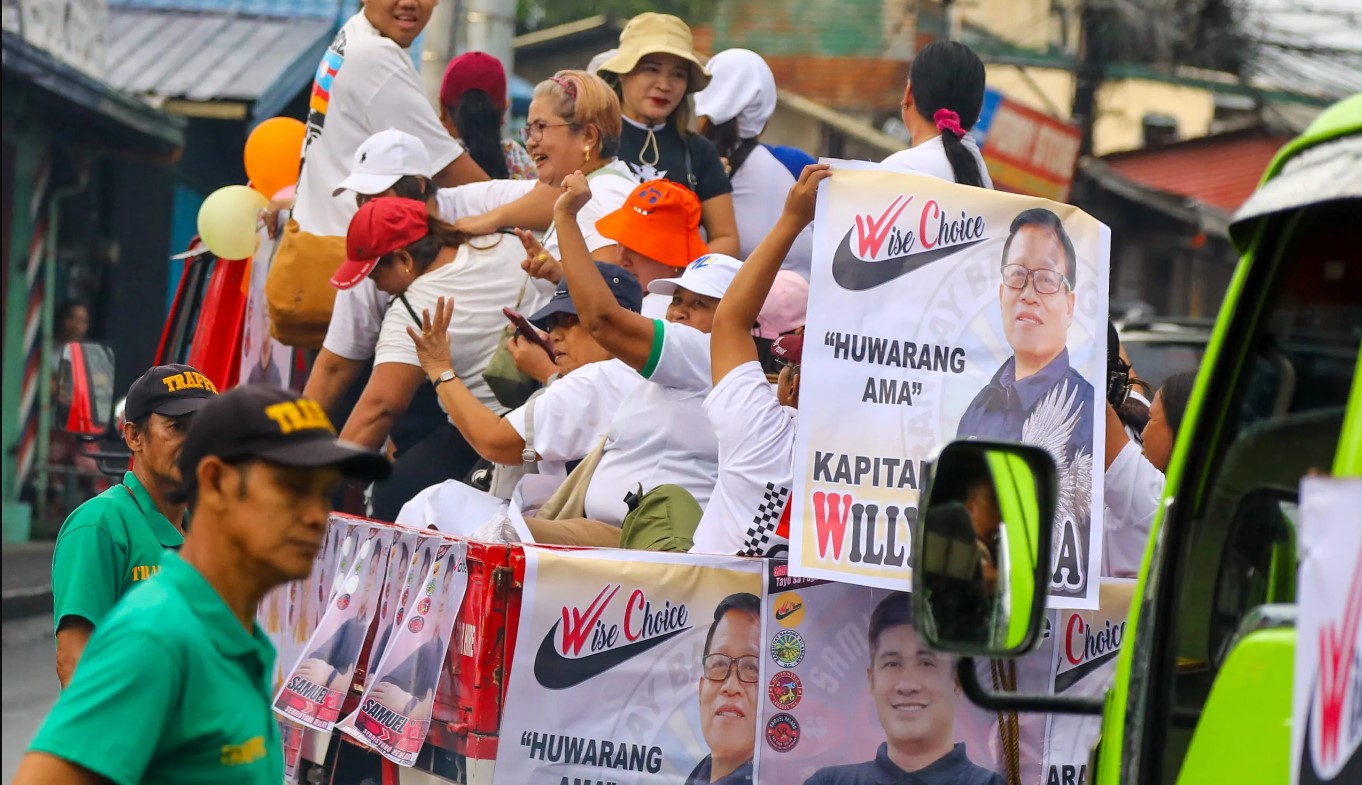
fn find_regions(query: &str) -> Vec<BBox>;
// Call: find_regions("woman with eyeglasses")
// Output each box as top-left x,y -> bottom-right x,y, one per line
441,70 -> 638,270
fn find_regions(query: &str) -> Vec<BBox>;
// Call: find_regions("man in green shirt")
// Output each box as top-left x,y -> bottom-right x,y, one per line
53,362 -> 218,687
16,385 -> 391,785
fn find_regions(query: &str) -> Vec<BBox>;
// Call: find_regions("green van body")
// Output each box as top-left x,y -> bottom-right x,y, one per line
1090,94 -> 1362,785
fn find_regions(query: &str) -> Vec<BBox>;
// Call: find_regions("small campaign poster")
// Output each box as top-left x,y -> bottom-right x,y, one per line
274,524 -> 392,731
1041,580 -> 1134,782
239,225 -> 293,389
790,162 -> 1109,609
495,547 -> 763,784
755,561 -> 1006,785
1293,477 -> 1362,785
340,540 -> 469,766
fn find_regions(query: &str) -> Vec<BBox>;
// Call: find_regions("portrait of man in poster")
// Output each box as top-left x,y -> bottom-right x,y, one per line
802,593 -> 1002,785
686,592 -> 762,785
956,208 -> 1096,592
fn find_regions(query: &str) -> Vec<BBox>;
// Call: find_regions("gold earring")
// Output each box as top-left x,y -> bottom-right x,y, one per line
583,144 -> 591,163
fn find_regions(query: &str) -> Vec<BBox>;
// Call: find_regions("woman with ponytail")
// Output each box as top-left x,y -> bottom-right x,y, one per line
440,52 -> 536,181
882,41 -> 994,190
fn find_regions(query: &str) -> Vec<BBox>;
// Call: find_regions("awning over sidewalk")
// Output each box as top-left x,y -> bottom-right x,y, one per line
2,29 -> 185,149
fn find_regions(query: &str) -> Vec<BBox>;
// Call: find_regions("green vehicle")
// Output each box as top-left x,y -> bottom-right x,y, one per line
912,94 -> 1362,784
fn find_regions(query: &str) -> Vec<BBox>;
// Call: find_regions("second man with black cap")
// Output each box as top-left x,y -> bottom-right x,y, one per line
51,363 -> 217,687
16,385 -> 390,785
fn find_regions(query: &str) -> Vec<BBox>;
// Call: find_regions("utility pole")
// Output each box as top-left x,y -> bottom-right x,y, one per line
1072,0 -> 1107,156
420,0 -> 460,108
464,0 -> 517,71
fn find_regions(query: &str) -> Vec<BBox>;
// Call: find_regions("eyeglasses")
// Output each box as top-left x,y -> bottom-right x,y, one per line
1001,264 -> 1070,295
520,121 -> 577,143
702,653 -> 760,684
776,358 -> 800,374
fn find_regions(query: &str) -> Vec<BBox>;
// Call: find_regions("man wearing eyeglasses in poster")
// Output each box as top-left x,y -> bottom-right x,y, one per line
686,592 -> 761,785
957,208 -> 1095,463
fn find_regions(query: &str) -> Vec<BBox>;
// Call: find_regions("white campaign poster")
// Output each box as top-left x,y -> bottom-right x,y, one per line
239,225 -> 292,388
790,161 -> 1109,609
274,524 -> 392,730
1040,580 -> 1135,783
339,540 -> 470,766
495,547 -> 763,785
1293,477 -> 1362,785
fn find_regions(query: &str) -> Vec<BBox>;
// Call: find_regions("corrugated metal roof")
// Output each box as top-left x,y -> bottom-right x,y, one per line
104,5 -> 336,106
108,0 -> 342,20
1102,130 -> 1291,214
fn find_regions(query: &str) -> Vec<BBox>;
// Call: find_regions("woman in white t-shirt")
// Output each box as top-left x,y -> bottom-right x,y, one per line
518,172 -> 744,545
445,70 -> 639,266
334,197 -> 529,521
694,48 -> 814,279
880,41 -> 994,190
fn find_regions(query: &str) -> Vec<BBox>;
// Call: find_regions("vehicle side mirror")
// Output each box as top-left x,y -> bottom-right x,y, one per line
58,342 -> 117,436
913,441 -> 1057,657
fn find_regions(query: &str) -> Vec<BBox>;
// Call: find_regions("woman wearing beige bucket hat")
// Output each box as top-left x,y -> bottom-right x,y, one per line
597,13 -> 740,259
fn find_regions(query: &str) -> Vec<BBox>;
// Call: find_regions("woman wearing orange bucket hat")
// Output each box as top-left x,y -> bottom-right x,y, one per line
595,178 -> 710,319
597,13 -> 740,259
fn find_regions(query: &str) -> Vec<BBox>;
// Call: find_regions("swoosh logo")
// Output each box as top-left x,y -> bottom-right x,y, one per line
830,228 -> 987,291
775,602 -> 803,621
1053,647 -> 1119,693
533,620 -> 690,690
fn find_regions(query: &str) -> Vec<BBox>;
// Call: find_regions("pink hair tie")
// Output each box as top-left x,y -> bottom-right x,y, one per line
934,108 -> 965,137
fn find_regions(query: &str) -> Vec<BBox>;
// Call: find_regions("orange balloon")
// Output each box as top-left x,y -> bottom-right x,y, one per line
244,117 -> 306,200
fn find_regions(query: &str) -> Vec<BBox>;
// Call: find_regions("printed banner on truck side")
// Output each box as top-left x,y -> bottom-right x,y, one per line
339,540 -> 469,766
239,224 -> 294,389
1041,579 -> 1134,783
495,547 -> 763,785
790,161 -> 1109,609
755,561 -> 1010,784
274,524 -> 392,730
1293,477 -> 1362,785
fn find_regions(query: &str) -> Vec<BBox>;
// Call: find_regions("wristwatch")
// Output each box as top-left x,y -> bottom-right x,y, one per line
431,369 -> 456,389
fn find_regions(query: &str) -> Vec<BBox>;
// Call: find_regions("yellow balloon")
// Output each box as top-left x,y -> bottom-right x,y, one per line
197,185 -> 268,260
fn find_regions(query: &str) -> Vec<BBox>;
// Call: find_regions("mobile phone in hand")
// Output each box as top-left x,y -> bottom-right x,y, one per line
503,308 -> 557,360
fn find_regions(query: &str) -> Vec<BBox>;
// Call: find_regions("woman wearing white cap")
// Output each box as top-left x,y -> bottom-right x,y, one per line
597,13 -> 740,258
509,170 -> 742,545
694,48 -> 814,279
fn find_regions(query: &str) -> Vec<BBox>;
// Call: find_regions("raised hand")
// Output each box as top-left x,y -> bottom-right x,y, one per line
554,170 -> 593,217
782,163 -> 833,229
405,296 -> 456,378
516,229 -> 563,284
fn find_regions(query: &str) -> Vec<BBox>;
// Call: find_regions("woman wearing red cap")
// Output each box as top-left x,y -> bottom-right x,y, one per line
438,51 -> 536,181
334,197 -> 530,521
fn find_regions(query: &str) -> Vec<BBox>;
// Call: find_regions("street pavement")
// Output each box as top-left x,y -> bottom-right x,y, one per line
2,614 -> 58,781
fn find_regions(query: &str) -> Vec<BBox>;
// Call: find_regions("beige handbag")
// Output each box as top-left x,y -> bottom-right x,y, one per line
265,218 -> 345,349
533,435 -> 607,521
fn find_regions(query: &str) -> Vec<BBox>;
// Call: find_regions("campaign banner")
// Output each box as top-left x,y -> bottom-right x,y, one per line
1293,477 -> 1362,785
495,547 -> 763,785
274,524 -> 392,730
1041,580 -> 1134,783
790,162 -> 1109,609
239,223 -> 294,389
340,540 -> 469,766
756,561 -> 1009,783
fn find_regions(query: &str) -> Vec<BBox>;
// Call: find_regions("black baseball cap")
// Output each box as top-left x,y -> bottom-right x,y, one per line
529,262 -> 642,330
124,364 -> 219,423
176,385 -> 391,495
